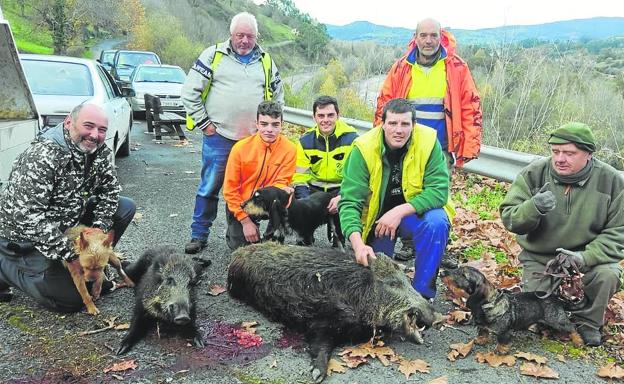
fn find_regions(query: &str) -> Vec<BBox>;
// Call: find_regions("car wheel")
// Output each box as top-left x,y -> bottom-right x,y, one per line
117,119 -> 132,157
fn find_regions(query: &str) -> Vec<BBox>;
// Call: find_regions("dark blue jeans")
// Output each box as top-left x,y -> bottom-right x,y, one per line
190,133 -> 236,241
0,196 -> 136,312
368,208 -> 450,299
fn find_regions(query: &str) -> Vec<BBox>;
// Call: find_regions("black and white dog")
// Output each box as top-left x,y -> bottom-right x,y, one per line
241,186 -> 345,250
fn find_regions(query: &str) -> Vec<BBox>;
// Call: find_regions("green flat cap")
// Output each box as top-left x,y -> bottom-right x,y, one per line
548,122 -> 596,153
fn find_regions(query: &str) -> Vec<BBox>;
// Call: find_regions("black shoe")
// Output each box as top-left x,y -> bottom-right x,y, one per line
440,254 -> 459,269
185,238 -> 207,254
0,287 -> 13,303
577,324 -> 602,347
394,240 -> 414,261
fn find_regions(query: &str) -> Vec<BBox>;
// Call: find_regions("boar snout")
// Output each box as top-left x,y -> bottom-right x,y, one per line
167,302 -> 191,325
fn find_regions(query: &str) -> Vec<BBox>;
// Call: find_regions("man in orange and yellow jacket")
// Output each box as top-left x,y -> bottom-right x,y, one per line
223,101 -> 296,250
375,18 -> 482,169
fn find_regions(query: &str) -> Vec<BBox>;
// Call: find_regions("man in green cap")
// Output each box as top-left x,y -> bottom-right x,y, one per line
500,122 -> 624,346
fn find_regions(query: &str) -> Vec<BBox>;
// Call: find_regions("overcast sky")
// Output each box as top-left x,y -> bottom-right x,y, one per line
264,0 -> 624,30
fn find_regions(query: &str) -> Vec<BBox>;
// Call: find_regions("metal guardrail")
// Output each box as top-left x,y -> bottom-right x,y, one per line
284,106 -> 543,183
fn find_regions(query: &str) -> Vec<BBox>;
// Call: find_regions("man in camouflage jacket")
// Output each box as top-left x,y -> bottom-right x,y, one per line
0,103 -> 136,312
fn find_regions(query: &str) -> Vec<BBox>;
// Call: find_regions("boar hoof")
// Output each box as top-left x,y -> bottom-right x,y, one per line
193,335 -> 204,348
116,343 -> 131,355
311,367 -> 325,383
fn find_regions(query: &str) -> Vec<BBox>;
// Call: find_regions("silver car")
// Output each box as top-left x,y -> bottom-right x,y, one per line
20,54 -> 134,161
128,64 -> 186,113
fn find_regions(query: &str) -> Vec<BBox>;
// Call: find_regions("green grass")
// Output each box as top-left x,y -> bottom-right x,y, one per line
2,1 -> 54,54
258,14 -> 296,43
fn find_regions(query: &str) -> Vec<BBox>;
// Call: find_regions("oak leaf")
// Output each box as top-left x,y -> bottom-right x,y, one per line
326,358 -> 347,376
208,284 -> 227,296
398,358 -> 430,379
519,362 -> 559,379
448,310 -> 471,324
341,354 -> 368,368
447,340 -> 474,361
475,351 -> 516,367
596,362 -> 624,379
514,351 -> 547,365
104,359 -> 138,373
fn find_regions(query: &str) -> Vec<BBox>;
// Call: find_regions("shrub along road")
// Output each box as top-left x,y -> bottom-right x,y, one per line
0,120 -> 613,383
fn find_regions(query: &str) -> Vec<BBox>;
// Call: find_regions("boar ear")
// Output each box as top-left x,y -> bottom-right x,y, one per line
103,230 -> 115,247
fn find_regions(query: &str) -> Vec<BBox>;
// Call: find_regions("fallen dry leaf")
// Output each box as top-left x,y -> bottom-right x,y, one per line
208,284 -> 227,296
596,362 -> 624,379
341,354 -> 368,368
448,310 -> 471,324
114,323 -> 130,330
269,359 -> 277,369
428,376 -> 449,384
241,321 -> 258,334
519,362 -> 559,379
555,354 -> 566,362
326,358 -> 347,376
398,358 -> 430,378
514,351 -> 547,365
475,351 -> 516,367
104,359 -> 138,373
447,340 -> 474,361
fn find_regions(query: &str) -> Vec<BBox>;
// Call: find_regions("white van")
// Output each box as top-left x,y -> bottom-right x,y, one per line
0,16 -> 39,187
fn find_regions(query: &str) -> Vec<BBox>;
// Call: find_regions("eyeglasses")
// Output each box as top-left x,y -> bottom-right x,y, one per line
234,33 -> 256,40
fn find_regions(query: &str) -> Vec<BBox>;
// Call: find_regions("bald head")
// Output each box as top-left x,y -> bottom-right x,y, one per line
65,103 -> 109,154
416,18 -> 441,34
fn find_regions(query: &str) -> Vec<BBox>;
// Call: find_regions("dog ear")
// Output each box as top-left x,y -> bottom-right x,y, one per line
103,230 -> 115,247
79,231 -> 90,250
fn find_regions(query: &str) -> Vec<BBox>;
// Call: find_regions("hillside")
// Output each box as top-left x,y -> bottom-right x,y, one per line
326,17 -> 624,46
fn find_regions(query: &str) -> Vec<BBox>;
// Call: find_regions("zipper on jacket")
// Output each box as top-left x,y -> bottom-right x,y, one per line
564,185 -> 571,214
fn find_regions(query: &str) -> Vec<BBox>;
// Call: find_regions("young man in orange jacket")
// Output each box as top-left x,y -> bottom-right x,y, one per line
222,101 -> 296,250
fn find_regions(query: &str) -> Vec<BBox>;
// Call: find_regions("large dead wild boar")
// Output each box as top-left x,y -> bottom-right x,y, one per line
116,246 -> 211,355
227,242 -> 443,383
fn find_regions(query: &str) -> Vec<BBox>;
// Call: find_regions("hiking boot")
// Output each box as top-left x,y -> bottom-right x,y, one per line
440,253 -> 459,270
184,238 -> 207,254
0,283 -> 13,303
394,239 -> 414,261
577,324 -> 602,347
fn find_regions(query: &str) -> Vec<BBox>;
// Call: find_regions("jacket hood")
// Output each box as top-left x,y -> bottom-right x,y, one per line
40,123 -> 70,152
406,28 -> 457,57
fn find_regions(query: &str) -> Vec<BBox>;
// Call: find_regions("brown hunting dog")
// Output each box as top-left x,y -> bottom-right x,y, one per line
64,225 -> 134,315
441,266 -> 583,354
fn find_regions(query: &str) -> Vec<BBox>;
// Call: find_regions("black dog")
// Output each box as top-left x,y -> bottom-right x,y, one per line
440,266 -> 583,354
241,186 -> 345,250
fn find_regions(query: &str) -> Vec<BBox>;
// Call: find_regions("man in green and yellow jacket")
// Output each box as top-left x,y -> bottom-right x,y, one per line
293,96 -> 358,215
500,122 -> 624,347
339,98 -> 453,299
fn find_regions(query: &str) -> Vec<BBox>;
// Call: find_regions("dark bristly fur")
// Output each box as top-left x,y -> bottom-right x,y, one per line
116,246 -> 211,355
241,186 -> 345,250
228,242 -> 443,383
440,266 -> 583,354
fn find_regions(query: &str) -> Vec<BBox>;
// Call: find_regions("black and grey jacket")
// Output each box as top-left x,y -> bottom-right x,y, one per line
0,124 -> 120,261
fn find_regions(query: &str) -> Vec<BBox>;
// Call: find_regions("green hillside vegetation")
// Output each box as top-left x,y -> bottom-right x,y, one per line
1,1 -> 53,54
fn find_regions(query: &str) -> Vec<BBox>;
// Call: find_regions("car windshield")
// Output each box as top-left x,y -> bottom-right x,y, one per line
134,67 -> 186,83
101,51 -> 115,64
21,59 -> 94,96
117,53 -> 159,68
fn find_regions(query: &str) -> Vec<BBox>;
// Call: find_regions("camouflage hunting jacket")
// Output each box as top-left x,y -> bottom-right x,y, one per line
0,124 -> 120,261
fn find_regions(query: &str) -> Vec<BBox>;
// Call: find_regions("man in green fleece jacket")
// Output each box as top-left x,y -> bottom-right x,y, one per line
500,122 -> 624,346
339,98 -> 454,299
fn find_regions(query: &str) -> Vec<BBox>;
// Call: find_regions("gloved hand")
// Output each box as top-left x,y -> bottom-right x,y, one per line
533,182 -> 556,213
556,248 -> 587,272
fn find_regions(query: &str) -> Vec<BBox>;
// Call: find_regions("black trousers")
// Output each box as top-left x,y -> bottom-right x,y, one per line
0,196 -> 136,312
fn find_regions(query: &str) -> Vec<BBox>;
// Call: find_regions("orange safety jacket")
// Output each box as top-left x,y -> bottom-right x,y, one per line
375,29 -> 482,167
223,133 -> 297,221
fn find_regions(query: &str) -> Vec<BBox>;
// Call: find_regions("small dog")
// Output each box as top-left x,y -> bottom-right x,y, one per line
441,266 -> 583,354
64,225 -> 134,315
241,186 -> 345,250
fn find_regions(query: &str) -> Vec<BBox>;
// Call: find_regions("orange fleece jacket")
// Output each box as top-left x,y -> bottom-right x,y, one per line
223,133 -> 296,221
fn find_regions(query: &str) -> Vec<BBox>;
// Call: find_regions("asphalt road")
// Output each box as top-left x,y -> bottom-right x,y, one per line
0,120 -> 606,383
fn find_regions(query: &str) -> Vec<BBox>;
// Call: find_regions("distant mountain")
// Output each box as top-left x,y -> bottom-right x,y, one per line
325,17 -> 624,46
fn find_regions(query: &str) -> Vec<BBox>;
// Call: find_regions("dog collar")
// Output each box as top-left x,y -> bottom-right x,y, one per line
285,193 -> 294,209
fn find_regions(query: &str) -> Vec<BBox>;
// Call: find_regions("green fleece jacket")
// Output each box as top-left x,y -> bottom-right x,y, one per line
339,137 -> 449,240
500,157 -> 624,266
